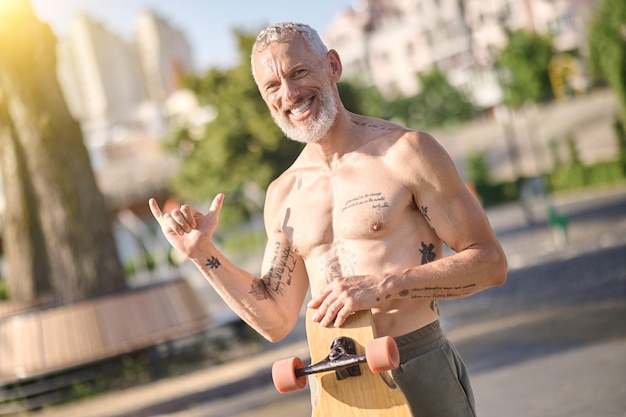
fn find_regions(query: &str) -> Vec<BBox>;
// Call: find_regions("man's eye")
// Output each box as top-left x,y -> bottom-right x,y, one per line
293,69 -> 306,78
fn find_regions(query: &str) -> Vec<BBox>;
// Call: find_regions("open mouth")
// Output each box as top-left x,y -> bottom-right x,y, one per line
288,97 -> 314,118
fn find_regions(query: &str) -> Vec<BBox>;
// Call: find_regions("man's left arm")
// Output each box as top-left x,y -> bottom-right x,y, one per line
390,131 -> 507,300
309,131 -> 507,326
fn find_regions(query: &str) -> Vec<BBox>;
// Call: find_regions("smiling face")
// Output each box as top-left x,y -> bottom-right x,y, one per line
252,34 -> 340,144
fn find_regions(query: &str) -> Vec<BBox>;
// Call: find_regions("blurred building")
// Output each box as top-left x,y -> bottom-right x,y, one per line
53,11 -> 200,285
55,10 -> 196,208
323,0 -> 596,108
135,11 -> 193,103
57,14 -> 147,147
57,10 -> 194,146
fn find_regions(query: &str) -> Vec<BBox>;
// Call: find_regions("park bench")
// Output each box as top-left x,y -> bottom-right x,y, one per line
0,278 -> 212,413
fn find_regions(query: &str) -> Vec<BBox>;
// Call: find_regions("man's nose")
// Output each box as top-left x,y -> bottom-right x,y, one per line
281,79 -> 301,102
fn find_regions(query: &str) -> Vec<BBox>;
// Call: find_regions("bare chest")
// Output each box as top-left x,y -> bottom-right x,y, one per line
278,161 -> 415,258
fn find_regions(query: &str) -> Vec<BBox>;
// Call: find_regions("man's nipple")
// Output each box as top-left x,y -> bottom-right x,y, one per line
370,221 -> 383,232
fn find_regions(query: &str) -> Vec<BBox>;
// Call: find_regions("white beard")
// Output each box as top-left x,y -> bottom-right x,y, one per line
272,84 -> 338,144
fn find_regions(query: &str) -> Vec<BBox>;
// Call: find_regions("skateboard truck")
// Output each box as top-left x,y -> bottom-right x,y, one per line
272,334 -> 400,393
328,337 -> 362,380
294,337 -> 369,381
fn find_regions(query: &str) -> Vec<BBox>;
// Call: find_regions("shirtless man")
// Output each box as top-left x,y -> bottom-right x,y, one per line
149,22 -> 507,417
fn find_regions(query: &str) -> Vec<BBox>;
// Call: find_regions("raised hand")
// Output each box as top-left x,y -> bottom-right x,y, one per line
148,194 -> 225,259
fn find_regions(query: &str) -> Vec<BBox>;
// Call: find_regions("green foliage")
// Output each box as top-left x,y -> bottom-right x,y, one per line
470,128 -> 626,206
613,117 -> 626,174
467,150 -> 492,186
587,0 -> 626,116
548,138 -> 562,168
166,29 -> 303,225
391,69 -> 475,129
497,30 -> 555,108
0,277 -> 7,300
548,164 -> 587,190
220,228 -> 267,254
337,80 -> 389,119
547,161 -> 625,191
474,180 -> 520,207
565,132 -> 582,166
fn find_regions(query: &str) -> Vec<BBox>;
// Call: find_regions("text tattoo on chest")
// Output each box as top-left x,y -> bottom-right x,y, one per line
342,192 -> 389,213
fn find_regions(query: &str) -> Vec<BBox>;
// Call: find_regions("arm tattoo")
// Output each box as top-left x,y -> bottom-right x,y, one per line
205,256 -> 221,269
265,242 -> 296,296
419,242 -> 436,264
420,205 -> 431,222
249,279 -> 269,300
397,283 -> 477,300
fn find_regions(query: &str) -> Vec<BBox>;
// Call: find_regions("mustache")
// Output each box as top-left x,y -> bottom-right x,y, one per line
285,94 -> 311,109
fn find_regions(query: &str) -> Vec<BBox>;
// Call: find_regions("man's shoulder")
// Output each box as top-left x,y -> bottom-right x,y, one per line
367,124 -> 438,158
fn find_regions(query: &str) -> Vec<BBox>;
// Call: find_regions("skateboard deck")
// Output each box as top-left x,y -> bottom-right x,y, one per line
272,309 -> 412,416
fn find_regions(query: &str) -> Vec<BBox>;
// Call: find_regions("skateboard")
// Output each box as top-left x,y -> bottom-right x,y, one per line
272,309 -> 412,416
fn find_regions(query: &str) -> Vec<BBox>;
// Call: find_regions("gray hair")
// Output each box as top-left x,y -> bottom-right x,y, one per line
251,22 -> 329,79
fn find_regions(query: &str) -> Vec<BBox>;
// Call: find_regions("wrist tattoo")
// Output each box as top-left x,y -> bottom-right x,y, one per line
205,256 -> 221,269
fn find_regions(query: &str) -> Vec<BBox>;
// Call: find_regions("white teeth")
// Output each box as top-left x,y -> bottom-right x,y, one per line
290,99 -> 312,116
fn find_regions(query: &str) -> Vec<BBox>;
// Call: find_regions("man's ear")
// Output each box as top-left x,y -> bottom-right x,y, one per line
327,49 -> 342,81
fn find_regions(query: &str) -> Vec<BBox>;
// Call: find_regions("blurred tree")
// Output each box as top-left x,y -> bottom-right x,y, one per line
391,69 -> 475,129
167,29 -> 303,226
497,30 -> 555,108
467,150 -> 492,187
337,80 -> 390,120
587,0 -> 626,116
0,0 -> 126,303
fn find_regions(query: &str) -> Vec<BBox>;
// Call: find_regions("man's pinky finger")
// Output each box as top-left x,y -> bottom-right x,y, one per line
148,198 -> 164,221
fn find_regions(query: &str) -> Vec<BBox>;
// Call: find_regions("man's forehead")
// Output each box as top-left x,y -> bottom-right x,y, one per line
252,36 -> 320,77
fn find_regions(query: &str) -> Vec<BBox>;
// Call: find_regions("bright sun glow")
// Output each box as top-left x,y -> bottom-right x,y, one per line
0,0 -> 30,28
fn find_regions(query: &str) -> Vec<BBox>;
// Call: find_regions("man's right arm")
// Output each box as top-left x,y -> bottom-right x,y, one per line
149,194 -> 309,342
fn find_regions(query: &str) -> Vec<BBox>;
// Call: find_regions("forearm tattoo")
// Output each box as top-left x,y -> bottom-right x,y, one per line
406,283 -> 477,300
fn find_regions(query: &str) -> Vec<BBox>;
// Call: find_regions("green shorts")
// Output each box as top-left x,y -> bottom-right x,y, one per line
392,320 -> 477,417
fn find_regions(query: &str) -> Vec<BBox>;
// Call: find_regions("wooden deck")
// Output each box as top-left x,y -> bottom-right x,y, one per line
0,279 -> 211,382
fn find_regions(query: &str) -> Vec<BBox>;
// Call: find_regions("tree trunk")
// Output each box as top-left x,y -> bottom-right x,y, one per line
0,0 -> 126,303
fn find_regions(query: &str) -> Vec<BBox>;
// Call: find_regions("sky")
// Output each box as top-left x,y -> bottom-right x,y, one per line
30,0 -> 355,71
